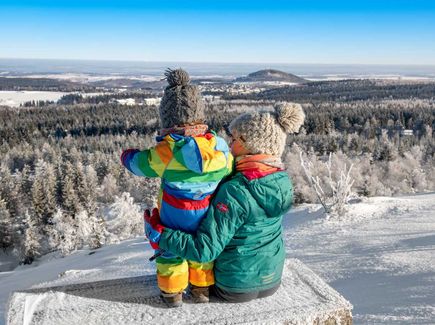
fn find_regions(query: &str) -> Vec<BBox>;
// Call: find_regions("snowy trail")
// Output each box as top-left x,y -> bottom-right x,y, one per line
284,193 -> 435,323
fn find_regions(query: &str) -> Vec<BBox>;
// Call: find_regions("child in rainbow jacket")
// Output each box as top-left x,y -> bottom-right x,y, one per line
121,69 -> 233,307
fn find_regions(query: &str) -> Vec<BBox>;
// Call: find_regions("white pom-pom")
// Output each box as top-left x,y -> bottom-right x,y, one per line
274,102 -> 305,133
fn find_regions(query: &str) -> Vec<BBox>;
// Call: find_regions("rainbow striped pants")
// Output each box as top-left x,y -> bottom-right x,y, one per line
156,255 -> 214,294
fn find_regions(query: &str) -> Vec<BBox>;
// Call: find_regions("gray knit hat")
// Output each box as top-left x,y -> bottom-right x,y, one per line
229,102 -> 305,156
159,68 -> 205,128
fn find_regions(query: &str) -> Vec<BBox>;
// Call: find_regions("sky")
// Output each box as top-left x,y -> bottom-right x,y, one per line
1,0 -> 435,65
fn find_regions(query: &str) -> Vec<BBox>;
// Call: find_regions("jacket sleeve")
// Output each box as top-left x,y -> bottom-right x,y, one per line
120,146 -> 162,178
159,183 -> 246,262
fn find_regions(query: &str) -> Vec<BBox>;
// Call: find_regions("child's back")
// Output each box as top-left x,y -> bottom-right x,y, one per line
122,129 -> 233,232
121,68 -> 233,307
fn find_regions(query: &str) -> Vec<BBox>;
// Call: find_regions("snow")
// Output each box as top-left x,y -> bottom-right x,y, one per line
22,294 -> 46,325
0,91 -> 67,107
1,193 -> 435,324
0,240 -> 153,324
143,97 -> 161,105
0,91 -> 111,107
284,193 -> 435,323
115,98 -> 136,106
7,259 -> 351,325
0,254 -> 18,273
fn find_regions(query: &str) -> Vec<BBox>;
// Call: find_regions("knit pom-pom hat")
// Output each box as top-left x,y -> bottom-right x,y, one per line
229,102 -> 305,156
159,68 -> 205,128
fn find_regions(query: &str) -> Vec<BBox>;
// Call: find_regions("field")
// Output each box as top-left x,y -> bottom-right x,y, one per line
0,91 -> 67,107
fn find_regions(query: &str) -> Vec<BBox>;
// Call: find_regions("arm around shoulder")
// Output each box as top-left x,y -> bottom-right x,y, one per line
159,182 -> 247,262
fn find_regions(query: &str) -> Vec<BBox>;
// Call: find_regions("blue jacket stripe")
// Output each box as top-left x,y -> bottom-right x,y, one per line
160,202 -> 208,233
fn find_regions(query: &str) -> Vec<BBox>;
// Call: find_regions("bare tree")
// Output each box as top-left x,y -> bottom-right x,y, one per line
300,152 -> 354,217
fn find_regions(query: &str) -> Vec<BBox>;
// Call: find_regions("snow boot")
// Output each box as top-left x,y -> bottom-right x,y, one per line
160,291 -> 183,308
190,285 -> 210,303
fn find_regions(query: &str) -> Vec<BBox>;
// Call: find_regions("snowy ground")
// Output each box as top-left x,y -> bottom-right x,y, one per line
284,193 -> 435,323
1,193 -> 435,324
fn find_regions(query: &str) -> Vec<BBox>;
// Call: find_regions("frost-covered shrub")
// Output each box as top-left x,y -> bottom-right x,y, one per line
285,142 -> 435,204
49,209 -> 78,256
299,149 -> 355,217
76,210 -> 106,249
285,145 -> 318,203
105,192 -> 143,243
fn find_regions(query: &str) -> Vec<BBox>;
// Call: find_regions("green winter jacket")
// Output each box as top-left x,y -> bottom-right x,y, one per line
159,171 -> 293,293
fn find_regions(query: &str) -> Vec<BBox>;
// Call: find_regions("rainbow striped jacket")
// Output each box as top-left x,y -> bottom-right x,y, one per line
121,132 -> 233,232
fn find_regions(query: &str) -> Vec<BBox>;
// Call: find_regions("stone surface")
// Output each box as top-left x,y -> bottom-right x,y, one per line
7,259 -> 352,325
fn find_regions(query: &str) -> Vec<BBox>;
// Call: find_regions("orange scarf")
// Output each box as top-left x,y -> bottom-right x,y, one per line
236,154 -> 284,180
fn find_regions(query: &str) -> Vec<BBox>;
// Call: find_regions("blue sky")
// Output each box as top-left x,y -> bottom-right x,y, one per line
1,0 -> 435,64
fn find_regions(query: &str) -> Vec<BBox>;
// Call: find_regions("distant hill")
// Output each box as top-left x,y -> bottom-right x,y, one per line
235,69 -> 307,83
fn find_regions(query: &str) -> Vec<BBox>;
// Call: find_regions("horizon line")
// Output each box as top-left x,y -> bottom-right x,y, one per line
1,57 -> 435,67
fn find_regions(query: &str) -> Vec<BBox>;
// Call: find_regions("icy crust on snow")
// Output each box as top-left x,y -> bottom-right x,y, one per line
7,259 -> 352,325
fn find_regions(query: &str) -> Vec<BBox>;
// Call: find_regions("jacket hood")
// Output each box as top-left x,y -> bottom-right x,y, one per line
243,171 -> 293,218
157,131 -> 232,175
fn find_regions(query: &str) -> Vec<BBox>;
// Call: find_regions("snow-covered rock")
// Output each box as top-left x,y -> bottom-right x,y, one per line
7,259 -> 352,325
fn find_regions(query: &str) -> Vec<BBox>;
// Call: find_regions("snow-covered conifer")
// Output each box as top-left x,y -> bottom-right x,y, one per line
0,196 -> 13,252
88,213 -> 107,249
76,210 -> 92,247
44,163 -> 57,221
21,210 -> 42,264
82,165 -> 106,249
20,164 -> 33,205
61,162 -> 82,216
32,160 -> 47,225
0,164 -> 22,220
99,174 -> 119,204
50,208 -> 78,256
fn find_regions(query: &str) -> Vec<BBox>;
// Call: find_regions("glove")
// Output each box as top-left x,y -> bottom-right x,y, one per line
144,208 -> 165,250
